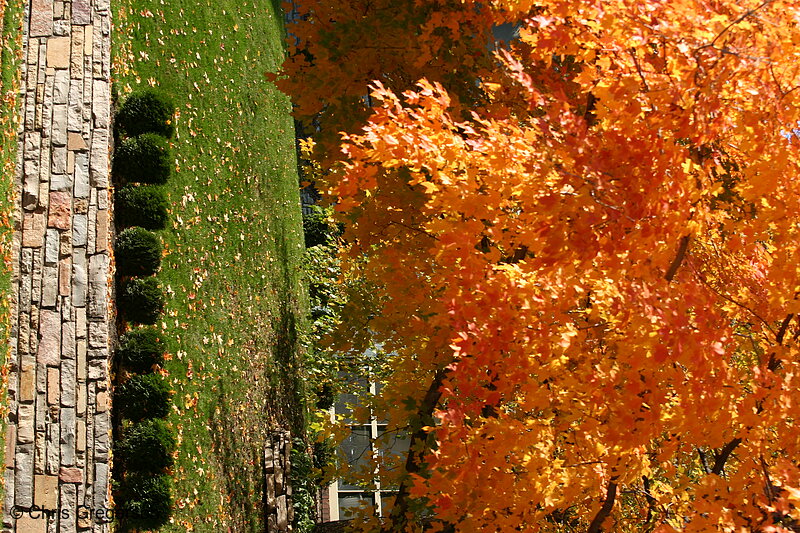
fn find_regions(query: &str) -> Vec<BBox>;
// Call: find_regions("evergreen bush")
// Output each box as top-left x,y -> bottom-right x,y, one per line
113,133 -> 171,185
119,277 -> 164,325
116,374 -> 172,421
116,473 -> 172,532
115,227 -> 162,277
116,89 -> 175,138
115,185 -> 169,230
115,419 -> 176,473
117,328 -> 165,373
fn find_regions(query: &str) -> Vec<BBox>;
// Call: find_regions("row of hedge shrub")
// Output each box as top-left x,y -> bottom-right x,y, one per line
112,89 -> 176,532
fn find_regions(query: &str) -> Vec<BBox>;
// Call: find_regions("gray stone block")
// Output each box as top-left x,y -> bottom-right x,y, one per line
60,407 -> 76,466
74,152 -> 89,199
44,229 -> 59,265
41,265 -> 58,308
14,443 -> 34,507
46,418 -> 60,474
89,129 -> 108,187
52,104 -> 67,146
93,463 -> 108,509
53,70 -> 68,104
87,321 -> 106,348
61,321 -> 75,359
72,213 -> 87,246
3,468 -> 15,528
51,145 -> 67,175
59,484 -> 77,533
68,82 -> 82,131
94,411 -> 108,462
87,359 -> 106,382
53,19 -> 70,37
24,131 -> 41,158
72,250 -> 87,308
49,173 -> 72,192
92,81 -> 108,129
87,254 -> 107,318
60,355 -> 75,407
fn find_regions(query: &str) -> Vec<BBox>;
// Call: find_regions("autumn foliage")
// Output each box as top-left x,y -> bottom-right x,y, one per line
275,1 -> 800,531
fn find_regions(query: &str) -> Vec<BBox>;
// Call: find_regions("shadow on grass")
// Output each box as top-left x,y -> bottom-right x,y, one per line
273,223 -> 307,437
209,379 -> 262,533
207,225 -> 306,533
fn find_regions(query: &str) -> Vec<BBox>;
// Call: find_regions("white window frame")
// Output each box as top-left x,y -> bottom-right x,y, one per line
328,380 -> 397,521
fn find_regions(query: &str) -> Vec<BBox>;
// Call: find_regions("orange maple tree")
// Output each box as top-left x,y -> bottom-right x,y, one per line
275,1 -> 800,531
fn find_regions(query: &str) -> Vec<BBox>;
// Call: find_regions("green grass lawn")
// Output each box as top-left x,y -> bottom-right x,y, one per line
112,1 -> 308,530
0,0 -> 24,502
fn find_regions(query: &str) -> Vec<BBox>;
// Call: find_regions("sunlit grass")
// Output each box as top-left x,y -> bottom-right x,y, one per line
0,0 -> 25,503
112,1 -> 307,530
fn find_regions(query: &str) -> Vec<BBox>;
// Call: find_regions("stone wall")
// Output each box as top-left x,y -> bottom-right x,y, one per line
265,430 -> 294,532
3,0 -> 113,530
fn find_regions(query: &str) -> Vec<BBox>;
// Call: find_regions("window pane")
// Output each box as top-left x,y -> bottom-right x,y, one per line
373,382 -> 389,423
334,376 -> 369,423
338,426 -> 372,490
379,492 -> 397,517
375,426 -> 409,489
338,492 -> 375,518
377,426 -> 409,460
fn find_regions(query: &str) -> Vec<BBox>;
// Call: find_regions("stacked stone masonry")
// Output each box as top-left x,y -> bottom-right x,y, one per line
264,431 -> 293,533
4,0 -> 112,531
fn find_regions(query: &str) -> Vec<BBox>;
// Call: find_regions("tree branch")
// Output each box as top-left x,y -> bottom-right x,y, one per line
697,447 -> 710,474
385,367 -> 450,532
709,1 -> 774,49
665,235 -> 690,282
587,478 -> 618,533
629,48 -> 651,92
711,438 -> 742,475
760,454 -> 776,503
691,265 -> 775,337
768,313 -> 794,371
642,476 -> 657,524
775,313 -> 793,345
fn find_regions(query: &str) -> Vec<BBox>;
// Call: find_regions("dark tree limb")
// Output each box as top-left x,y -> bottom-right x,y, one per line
642,476 -> 657,524
711,438 -> 742,475
697,448 -> 710,474
587,478 -> 618,533
584,92 -> 598,127
760,454 -> 776,503
768,313 -> 794,371
665,235 -> 690,282
776,313 -> 794,345
384,367 -> 450,532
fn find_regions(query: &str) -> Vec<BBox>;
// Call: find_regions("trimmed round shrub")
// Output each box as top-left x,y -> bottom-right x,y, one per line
119,277 -> 164,325
116,374 -> 171,421
115,419 -> 176,473
116,89 -> 175,139
117,328 -> 165,373
116,185 -> 169,230
116,227 -> 161,277
116,473 -> 172,532
113,133 -> 171,185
